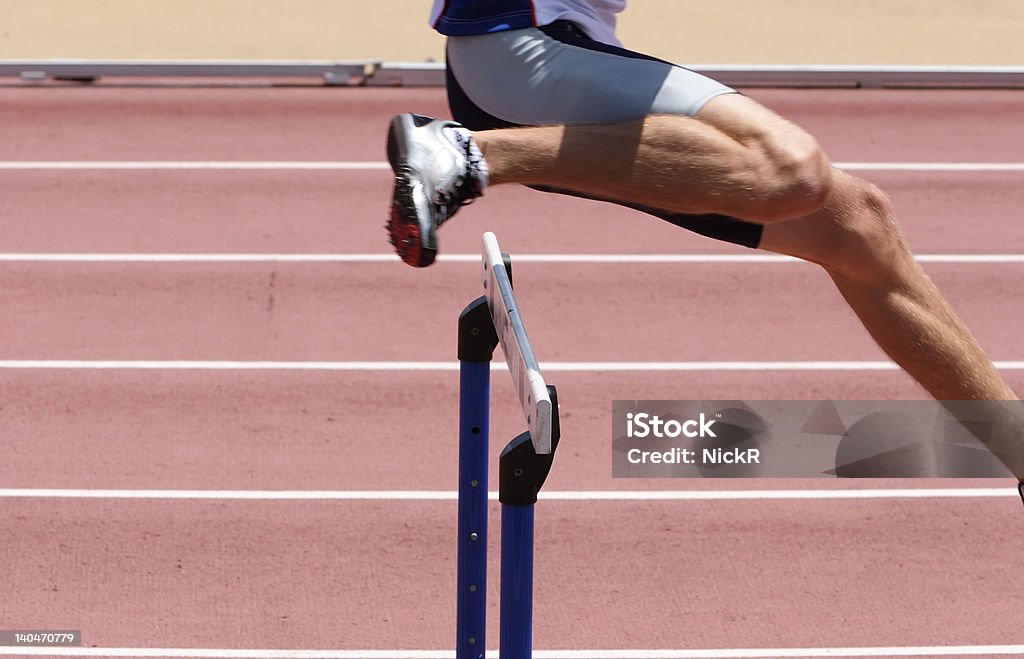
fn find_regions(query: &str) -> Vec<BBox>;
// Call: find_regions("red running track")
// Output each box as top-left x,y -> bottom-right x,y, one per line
1,85 -> 1024,656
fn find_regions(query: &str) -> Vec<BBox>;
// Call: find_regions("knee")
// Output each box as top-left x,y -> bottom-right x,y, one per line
809,177 -> 912,283
742,133 -> 834,222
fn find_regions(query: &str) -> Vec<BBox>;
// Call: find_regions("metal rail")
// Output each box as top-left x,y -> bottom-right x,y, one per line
0,59 -> 377,85
3,60 -> 1024,88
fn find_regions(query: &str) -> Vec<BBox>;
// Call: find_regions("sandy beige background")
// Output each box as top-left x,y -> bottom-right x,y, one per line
2,0 -> 1023,65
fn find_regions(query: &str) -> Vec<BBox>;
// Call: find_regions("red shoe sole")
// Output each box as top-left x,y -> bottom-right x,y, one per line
386,115 -> 437,268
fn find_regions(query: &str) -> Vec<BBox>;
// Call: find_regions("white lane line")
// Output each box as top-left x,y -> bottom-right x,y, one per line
840,162 -> 1024,172
0,252 -> 403,261
0,161 -> 391,170
0,360 -> 461,370
3,645 -> 1024,657
3,360 -> 1024,371
0,253 -> 407,263
0,253 -> 1022,264
0,160 -> 1023,172
0,488 -> 1013,500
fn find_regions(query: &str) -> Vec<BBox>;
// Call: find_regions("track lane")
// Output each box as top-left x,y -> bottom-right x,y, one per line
1,170 -> 1021,254
3,371 -> 1024,491
2,498 -> 1022,650
1,262 -> 1021,362
2,88 -> 1024,163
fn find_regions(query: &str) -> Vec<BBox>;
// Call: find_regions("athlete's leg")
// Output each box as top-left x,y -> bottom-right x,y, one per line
474,93 -> 833,224
426,28 -> 1016,403
460,54 -> 1014,403
474,112 -> 1024,474
474,102 -> 1014,399
442,24 -> 831,225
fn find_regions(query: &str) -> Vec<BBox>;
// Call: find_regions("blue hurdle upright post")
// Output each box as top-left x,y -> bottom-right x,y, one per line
456,296 -> 499,659
499,386 -> 560,659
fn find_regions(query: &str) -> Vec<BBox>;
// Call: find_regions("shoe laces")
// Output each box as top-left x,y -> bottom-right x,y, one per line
435,127 -> 486,224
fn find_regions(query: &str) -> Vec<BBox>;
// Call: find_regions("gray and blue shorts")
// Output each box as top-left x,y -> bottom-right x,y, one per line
445,20 -> 764,248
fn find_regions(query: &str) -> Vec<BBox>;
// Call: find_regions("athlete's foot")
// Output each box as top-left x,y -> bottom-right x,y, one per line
386,113 -> 489,267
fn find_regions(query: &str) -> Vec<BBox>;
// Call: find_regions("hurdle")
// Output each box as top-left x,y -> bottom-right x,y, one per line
456,232 -> 561,659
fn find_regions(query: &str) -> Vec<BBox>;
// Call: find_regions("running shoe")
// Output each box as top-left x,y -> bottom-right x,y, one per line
386,113 -> 488,267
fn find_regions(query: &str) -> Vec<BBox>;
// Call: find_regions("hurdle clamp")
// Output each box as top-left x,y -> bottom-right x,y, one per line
499,387 -> 560,659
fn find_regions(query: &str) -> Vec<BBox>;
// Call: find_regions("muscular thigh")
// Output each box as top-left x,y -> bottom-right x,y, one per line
445,21 -> 769,248
696,93 -> 819,153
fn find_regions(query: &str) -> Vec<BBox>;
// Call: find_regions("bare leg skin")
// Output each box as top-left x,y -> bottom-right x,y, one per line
474,95 -> 833,223
472,92 -> 1015,401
